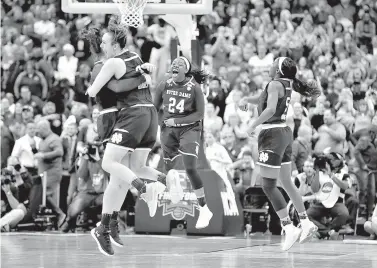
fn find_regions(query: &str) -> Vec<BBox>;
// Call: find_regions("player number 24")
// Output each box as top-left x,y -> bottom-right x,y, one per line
168,97 -> 185,113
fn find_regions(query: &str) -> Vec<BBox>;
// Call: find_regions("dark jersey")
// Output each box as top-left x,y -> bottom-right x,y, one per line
91,61 -> 117,109
114,51 -> 152,109
258,78 -> 292,124
160,77 -> 201,123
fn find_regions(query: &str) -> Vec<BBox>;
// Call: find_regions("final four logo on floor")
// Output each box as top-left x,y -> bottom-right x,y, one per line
158,172 -> 199,220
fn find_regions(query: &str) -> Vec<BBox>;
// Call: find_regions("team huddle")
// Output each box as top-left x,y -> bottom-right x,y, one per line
83,16 -> 321,256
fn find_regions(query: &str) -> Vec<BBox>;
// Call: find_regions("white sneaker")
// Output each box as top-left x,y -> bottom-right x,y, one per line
282,224 -> 302,251
167,169 -> 184,204
140,181 -> 166,217
195,205 -> 213,229
299,219 -> 318,243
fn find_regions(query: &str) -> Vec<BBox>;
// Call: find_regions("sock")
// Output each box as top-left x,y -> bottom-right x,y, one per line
298,211 -> 308,220
281,216 -> 292,227
131,178 -> 146,194
194,188 -> 206,207
111,211 -> 119,222
101,213 -> 112,227
157,173 -> 167,186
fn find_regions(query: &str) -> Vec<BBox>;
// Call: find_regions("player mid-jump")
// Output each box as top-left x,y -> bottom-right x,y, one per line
154,56 -> 212,229
239,57 -> 321,251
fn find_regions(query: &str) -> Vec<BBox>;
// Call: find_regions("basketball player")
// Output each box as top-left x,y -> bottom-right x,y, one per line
239,57 -> 320,251
154,56 -> 213,229
86,19 -> 173,256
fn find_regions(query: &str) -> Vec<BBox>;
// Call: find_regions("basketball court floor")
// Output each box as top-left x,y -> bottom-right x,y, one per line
1,232 -> 376,268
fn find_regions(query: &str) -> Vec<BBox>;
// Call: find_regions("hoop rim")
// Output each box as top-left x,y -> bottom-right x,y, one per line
61,0 -> 213,15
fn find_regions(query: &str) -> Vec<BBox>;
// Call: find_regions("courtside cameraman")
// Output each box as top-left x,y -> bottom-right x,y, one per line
0,156 -> 33,231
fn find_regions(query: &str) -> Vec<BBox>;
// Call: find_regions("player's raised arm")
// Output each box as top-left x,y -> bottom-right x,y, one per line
174,84 -> 205,125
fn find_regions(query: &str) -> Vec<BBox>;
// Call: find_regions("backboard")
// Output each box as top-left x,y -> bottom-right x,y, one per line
61,0 -> 213,15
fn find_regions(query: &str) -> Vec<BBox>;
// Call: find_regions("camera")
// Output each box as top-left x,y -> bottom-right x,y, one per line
1,168 -> 16,186
85,141 -> 102,156
312,153 -> 344,173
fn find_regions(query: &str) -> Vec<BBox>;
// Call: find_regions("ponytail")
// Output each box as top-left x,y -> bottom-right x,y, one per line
279,57 -> 321,99
292,78 -> 321,99
188,67 -> 208,85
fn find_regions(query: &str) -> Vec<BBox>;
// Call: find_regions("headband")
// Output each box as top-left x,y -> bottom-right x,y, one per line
179,56 -> 191,73
278,57 -> 287,75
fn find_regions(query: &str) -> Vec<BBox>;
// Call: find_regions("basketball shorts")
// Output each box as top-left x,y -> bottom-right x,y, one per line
107,105 -> 158,150
97,108 -> 118,145
257,126 -> 293,168
160,122 -> 201,160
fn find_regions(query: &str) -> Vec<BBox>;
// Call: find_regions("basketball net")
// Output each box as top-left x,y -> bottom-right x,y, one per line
112,0 -> 148,28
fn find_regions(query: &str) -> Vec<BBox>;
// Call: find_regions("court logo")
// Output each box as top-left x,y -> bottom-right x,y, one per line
158,172 -> 199,220
111,133 -> 122,144
259,152 -> 269,163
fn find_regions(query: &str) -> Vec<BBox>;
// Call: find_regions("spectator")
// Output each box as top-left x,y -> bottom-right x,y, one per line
314,109 -> 346,155
56,44 -> 78,86
147,17 -> 176,82
355,11 -> 376,51
11,122 -> 41,176
33,10 -> 55,40
35,119 -> 65,227
13,60 -> 48,100
291,125 -> 312,177
353,131 -> 377,220
74,64 -> 91,104
17,86 -> 44,115
205,131 -> 233,183
203,102 -> 223,134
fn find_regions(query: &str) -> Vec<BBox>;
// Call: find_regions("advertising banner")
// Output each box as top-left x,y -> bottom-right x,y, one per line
135,169 -> 244,235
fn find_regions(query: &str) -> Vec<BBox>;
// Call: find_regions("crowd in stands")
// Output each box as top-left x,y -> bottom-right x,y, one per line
1,0 -> 376,239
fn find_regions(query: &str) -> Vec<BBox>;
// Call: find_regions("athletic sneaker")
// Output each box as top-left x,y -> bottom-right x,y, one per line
167,169 -> 184,204
96,221 -> 123,247
140,181 -> 166,217
195,205 -> 213,229
299,219 -> 318,243
91,224 -> 114,256
282,224 -> 302,251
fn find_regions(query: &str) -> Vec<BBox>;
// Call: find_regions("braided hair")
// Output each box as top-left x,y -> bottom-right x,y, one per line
80,27 -> 102,55
278,57 -> 321,99
180,56 -> 208,85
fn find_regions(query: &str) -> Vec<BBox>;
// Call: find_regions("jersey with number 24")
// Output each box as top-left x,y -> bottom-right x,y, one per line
160,77 -> 199,121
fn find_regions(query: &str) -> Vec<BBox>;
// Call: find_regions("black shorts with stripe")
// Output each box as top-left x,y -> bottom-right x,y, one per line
97,108 -> 118,145
160,121 -> 202,160
257,125 -> 292,168
107,105 -> 158,150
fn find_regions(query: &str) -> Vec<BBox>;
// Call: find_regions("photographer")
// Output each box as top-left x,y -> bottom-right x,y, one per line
61,108 -> 108,232
300,153 -> 351,239
0,156 -> 32,231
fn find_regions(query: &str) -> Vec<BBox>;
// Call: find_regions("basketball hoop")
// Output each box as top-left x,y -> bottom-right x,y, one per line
112,0 -> 148,28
